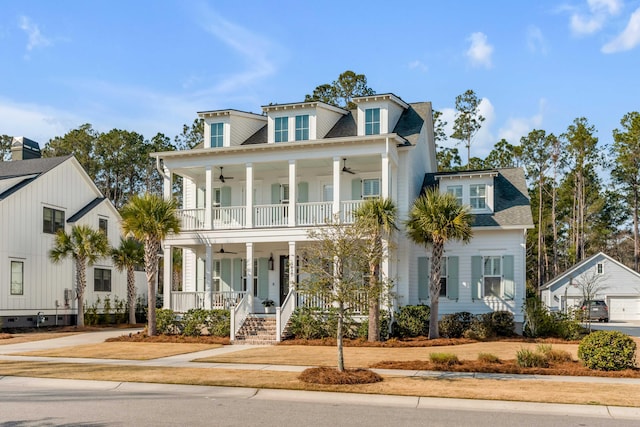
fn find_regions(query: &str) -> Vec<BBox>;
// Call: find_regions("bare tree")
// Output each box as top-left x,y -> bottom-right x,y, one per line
573,268 -> 609,331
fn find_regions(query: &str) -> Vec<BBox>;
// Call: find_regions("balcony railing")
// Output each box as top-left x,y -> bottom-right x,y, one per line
176,200 -> 365,231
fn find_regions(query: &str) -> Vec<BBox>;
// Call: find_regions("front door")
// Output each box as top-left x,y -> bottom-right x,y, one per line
279,255 -> 289,304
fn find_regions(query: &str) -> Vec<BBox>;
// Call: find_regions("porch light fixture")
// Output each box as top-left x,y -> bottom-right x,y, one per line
268,254 -> 274,270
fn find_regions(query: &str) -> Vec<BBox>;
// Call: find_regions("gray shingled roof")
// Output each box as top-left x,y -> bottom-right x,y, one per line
242,124 -> 268,145
325,111 -> 357,138
0,156 -> 71,201
422,168 -> 534,228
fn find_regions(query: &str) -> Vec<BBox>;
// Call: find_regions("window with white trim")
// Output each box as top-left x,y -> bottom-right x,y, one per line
295,115 -> 309,141
210,123 -> 224,148
275,117 -> 288,142
94,268 -> 112,292
439,257 -> 448,297
365,108 -> 380,135
213,260 -> 221,292
596,262 -> 604,274
98,218 -> 108,236
10,261 -> 24,295
242,259 -> 259,294
447,185 -> 463,205
362,178 -> 380,199
470,184 -> 487,209
483,256 -> 501,297
281,184 -> 289,204
213,188 -> 221,207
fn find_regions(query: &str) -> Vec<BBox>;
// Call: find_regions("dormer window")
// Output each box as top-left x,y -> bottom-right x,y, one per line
210,123 -> 224,148
275,117 -> 288,142
295,115 -> 309,141
365,108 -> 380,135
447,185 -> 463,205
470,184 -> 487,209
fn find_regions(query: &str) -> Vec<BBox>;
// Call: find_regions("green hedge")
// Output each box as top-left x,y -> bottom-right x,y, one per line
578,330 -> 637,371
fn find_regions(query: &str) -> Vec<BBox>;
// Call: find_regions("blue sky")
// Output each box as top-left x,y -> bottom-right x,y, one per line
1,0 -> 639,159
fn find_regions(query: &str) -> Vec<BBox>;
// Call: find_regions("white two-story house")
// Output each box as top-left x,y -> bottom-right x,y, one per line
151,93 -> 533,339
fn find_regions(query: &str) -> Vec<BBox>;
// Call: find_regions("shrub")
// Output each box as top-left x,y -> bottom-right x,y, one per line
394,305 -> 430,338
357,314 -> 391,341
155,308 -> 180,335
463,314 -> 494,340
288,308 -> 326,339
477,353 -> 501,364
516,348 -> 549,368
207,310 -> 231,337
429,352 -> 460,367
523,297 -> 586,339
182,309 -> 209,336
439,312 -> 473,338
578,330 -> 637,371
536,344 -> 573,363
489,311 -> 515,336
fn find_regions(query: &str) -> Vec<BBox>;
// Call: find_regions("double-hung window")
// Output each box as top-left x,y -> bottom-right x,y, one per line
483,256 -> 501,297
365,108 -> 380,135
362,178 -> 380,199
439,257 -> 448,297
212,260 -> 221,292
10,261 -> 24,295
210,123 -> 224,148
242,259 -> 259,295
295,115 -> 309,141
447,185 -> 463,205
43,207 -> 65,234
94,268 -> 112,292
98,218 -> 108,236
470,184 -> 487,209
281,184 -> 289,204
275,117 -> 288,142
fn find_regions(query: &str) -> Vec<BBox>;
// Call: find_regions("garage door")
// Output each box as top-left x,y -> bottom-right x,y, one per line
608,297 -> 640,321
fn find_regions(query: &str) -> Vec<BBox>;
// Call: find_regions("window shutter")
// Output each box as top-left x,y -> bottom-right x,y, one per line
471,256 -> 482,300
352,178 -> 362,200
503,255 -> 515,300
418,257 -> 429,301
221,186 -> 231,207
258,257 -> 269,299
233,258 -> 243,292
271,183 -> 280,204
448,256 -> 459,300
221,259 -> 231,292
297,182 -> 309,203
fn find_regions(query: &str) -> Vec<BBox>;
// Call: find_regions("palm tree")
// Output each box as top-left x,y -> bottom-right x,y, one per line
405,188 -> 473,339
354,197 -> 397,342
120,193 -> 180,336
49,225 -> 110,327
111,237 -> 144,325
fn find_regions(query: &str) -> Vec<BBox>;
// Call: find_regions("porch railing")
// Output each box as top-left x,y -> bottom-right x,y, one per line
277,289 -> 297,342
231,292 -> 253,341
296,202 -> 332,226
170,291 -> 206,313
177,209 -> 205,230
213,206 -> 246,229
296,289 -> 368,314
212,291 -> 246,309
340,200 -> 365,224
254,204 -> 288,227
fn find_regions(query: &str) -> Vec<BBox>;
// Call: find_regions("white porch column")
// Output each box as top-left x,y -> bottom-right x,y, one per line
288,160 -> 296,227
288,241 -> 296,291
205,243 -> 212,309
246,163 -> 253,228
162,244 -> 171,309
332,156 -> 341,218
205,166 -> 212,229
381,153 -> 390,198
246,242 -> 254,297
163,168 -> 172,200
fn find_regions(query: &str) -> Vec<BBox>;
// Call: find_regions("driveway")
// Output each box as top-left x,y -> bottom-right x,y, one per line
589,321 -> 640,337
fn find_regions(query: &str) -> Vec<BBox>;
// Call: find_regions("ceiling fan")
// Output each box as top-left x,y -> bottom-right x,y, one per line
342,158 -> 356,175
218,167 -> 234,183
215,245 -> 237,254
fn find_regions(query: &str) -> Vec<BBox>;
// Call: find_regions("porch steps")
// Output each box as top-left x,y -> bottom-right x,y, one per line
233,315 -> 277,345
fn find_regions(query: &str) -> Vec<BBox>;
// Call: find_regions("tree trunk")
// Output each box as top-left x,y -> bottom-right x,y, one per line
428,241 -> 444,339
337,302 -> 345,372
127,265 -> 137,325
145,237 -> 159,336
367,262 -> 380,342
75,257 -> 86,327
634,189 -> 639,272
537,176 -> 544,290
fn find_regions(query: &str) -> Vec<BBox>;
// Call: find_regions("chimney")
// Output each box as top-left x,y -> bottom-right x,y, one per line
11,137 -> 41,161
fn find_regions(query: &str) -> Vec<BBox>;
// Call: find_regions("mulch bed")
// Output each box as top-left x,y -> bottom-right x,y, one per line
0,334 -> 12,340
299,367 -> 383,384
280,336 -> 580,347
371,359 -> 640,378
106,332 -> 230,345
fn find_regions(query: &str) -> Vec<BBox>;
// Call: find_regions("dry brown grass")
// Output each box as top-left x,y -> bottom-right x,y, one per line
1,360 -> 640,407
0,332 -> 79,345
196,341 -> 581,368
14,342 -> 222,360
106,332 -> 229,345
299,367 -> 383,384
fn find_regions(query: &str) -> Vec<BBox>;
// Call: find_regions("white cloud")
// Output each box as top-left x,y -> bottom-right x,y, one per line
408,60 -> 428,72
18,16 -> 52,52
570,0 -> 622,35
497,99 -> 546,145
465,32 -> 493,69
526,26 -> 548,54
602,7 -> 640,52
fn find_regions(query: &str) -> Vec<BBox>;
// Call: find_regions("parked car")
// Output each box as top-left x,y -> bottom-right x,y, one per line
579,299 -> 609,322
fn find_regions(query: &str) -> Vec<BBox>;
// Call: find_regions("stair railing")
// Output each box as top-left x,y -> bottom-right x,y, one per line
230,292 -> 252,341
276,288 -> 296,342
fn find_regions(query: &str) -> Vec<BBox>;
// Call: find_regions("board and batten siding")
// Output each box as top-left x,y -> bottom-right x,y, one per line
406,228 -> 527,322
0,158 -> 142,318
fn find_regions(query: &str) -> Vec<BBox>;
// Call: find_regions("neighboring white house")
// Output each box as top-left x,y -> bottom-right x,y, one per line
0,138 -> 145,328
540,252 -> 640,321
150,93 -> 533,339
